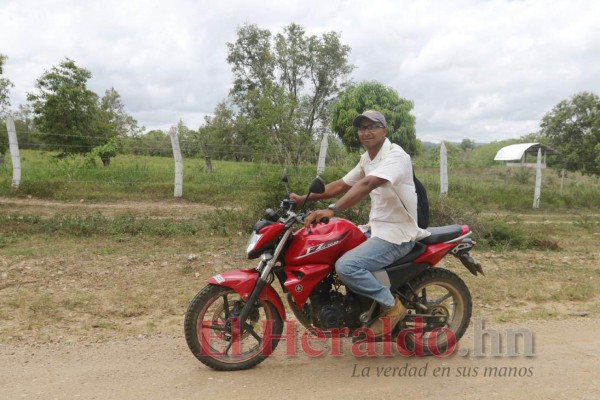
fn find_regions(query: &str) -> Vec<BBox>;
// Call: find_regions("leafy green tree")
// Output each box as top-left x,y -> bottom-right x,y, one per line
100,88 -> 143,137
225,23 -> 353,164
27,58 -> 107,154
90,137 -> 119,166
0,53 -> 14,161
175,119 -> 213,162
92,88 -> 143,165
0,122 -> 7,164
0,53 -> 13,113
540,92 -> 600,174
120,129 -> 170,156
459,138 -> 476,163
0,119 -> 6,162
138,130 -> 171,156
330,81 -> 419,155
459,139 -> 476,152
12,104 -> 38,149
196,102 -> 241,160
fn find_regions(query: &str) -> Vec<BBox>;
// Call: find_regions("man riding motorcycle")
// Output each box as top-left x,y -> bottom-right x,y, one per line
291,110 -> 430,337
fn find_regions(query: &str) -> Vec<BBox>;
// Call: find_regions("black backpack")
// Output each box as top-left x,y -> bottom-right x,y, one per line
413,172 -> 429,229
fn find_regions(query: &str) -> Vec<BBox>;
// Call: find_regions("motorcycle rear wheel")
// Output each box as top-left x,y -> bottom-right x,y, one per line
184,284 -> 283,370
398,268 -> 472,355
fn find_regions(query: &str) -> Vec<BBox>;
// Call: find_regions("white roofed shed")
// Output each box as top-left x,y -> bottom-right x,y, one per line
494,142 -> 557,168
493,142 -> 560,208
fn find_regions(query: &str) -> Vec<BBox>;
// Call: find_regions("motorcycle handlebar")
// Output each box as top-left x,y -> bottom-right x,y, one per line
295,213 -> 329,227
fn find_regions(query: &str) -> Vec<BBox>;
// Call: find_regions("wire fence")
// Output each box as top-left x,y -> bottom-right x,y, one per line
2,122 -> 600,210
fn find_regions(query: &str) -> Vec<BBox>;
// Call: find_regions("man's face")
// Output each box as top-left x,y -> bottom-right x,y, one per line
356,119 -> 387,150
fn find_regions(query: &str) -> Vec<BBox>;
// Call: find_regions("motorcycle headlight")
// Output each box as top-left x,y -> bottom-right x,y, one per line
246,232 -> 263,256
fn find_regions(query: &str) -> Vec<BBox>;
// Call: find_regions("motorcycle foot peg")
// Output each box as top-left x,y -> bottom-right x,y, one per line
359,301 -> 378,324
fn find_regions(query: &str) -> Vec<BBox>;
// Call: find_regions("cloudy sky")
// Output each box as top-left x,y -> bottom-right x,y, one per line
1,0 -> 599,143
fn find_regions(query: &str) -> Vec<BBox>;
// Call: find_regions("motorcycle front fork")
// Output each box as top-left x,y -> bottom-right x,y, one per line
236,277 -> 268,334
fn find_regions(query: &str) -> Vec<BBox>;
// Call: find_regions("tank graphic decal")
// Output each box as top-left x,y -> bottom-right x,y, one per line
296,232 -> 349,258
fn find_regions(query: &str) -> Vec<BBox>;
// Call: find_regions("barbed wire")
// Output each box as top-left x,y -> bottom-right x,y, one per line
2,127 -> 600,174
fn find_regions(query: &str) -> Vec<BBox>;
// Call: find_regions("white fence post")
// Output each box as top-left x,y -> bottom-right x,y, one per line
533,148 -> 542,209
440,141 -> 448,196
6,115 -> 21,189
317,131 -> 329,175
169,126 -> 183,198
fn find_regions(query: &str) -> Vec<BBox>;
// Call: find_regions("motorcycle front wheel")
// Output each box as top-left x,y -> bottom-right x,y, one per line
398,268 -> 472,356
184,284 -> 284,371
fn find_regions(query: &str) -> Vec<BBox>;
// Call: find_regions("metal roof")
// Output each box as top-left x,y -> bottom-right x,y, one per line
494,143 -> 557,161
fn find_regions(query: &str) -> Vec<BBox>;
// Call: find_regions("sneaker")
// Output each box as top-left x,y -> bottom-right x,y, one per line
368,296 -> 407,337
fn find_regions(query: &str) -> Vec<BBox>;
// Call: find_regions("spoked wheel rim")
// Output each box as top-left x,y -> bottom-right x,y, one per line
196,288 -> 277,364
400,276 -> 469,354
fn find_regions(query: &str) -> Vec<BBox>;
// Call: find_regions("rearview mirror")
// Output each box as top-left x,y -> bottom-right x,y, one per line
309,176 -> 326,194
281,169 -> 288,183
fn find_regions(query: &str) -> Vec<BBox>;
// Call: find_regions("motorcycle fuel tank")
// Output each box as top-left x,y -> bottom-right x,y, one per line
284,218 -> 366,266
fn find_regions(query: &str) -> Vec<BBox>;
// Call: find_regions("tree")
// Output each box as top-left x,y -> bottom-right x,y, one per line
13,104 -> 37,148
540,92 -> 600,174
90,137 -> 119,167
0,53 -> 14,163
330,81 -> 419,155
139,130 -> 172,156
0,122 -> 6,165
459,139 -> 476,152
27,58 -> 107,155
459,138 -> 476,163
198,102 -> 241,160
0,53 -> 13,113
100,88 -> 143,137
224,23 -> 354,164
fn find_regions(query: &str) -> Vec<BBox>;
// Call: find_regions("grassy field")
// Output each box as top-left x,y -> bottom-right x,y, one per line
0,150 -> 599,344
2,149 -> 600,209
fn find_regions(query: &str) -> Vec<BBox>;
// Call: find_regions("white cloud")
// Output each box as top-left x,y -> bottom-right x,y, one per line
1,0 -> 599,142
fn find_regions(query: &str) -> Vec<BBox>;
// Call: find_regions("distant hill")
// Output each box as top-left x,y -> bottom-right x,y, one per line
421,141 -> 486,150
422,141 -> 439,150
414,138 -> 524,168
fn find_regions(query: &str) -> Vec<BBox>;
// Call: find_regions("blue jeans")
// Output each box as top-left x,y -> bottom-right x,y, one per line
335,237 -> 415,308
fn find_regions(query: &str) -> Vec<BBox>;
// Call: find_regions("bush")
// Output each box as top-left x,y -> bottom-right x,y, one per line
479,220 -> 530,250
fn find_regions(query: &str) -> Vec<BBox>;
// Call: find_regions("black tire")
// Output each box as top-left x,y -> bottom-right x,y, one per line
397,268 -> 472,356
184,284 -> 284,371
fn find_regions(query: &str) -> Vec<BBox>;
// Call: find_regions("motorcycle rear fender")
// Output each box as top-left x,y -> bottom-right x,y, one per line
413,242 -> 456,266
207,269 -> 286,320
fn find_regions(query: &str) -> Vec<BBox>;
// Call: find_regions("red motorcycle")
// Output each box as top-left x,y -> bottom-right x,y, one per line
184,173 -> 483,370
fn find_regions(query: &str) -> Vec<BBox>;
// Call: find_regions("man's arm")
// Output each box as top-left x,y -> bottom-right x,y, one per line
303,175 -> 388,228
334,175 -> 387,213
290,178 -> 352,204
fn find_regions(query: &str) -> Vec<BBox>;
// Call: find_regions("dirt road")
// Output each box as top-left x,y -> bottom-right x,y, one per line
1,196 -> 599,399
1,317 -> 598,400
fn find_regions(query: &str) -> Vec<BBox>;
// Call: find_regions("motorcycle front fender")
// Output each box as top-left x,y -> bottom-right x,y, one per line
207,269 -> 286,320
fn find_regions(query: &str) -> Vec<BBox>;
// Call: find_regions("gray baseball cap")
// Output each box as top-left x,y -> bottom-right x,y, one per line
352,110 -> 387,128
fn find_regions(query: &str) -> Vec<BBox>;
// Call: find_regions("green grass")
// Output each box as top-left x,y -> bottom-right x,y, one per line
1,150 -> 600,252
0,150 -> 355,204
1,147 -> 597,342
2,150 -> 599,211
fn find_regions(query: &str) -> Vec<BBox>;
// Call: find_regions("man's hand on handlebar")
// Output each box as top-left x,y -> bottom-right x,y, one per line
304,208 -> 335,229
289,193 -> 305,204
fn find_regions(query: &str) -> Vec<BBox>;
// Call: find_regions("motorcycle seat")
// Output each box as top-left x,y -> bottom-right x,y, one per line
386,241 -> 426,268
419,225 -> 464,244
